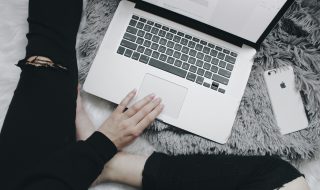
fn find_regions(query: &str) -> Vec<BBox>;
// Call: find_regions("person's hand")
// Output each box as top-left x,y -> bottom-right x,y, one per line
98,89 -> 164,149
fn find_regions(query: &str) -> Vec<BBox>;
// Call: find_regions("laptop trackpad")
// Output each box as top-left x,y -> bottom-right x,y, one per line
137,74 -> 188,119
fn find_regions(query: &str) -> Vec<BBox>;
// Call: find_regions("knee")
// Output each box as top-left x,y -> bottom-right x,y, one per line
24,56 -> 68,71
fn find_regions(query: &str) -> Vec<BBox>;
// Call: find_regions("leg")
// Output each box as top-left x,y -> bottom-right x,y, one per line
0,0 -> 82,189
94,152 -> 307,190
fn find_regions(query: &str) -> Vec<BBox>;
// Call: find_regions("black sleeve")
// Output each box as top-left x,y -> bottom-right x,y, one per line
13,132 -> 117,190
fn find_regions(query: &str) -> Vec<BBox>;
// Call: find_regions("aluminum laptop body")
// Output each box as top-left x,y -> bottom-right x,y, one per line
84,0 -> 294,143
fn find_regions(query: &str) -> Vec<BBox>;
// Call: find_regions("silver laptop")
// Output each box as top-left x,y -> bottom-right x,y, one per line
84,0 -> 294,144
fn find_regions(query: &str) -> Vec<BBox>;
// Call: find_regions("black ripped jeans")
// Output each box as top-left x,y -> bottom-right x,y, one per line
0,0 -> 303,190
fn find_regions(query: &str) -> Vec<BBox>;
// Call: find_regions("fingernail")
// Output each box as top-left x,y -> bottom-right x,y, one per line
154,97 -> 161,103
149,93 -> 156,99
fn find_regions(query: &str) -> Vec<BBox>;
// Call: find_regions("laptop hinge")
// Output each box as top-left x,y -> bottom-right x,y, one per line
134,1 -> 244,48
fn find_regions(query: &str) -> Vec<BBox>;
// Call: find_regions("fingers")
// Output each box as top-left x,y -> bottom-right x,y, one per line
115,89 -> 137,114
130,97 -> 162,124
125,93 -> 155,117
136,103 -> 164,134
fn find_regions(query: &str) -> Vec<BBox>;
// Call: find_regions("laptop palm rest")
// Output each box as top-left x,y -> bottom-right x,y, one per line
134,74 -> 188,119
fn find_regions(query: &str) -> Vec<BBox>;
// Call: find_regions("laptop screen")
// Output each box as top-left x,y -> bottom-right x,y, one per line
142,0 -> 287,43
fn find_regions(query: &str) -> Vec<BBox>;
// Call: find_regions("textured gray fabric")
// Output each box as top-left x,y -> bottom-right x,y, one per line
77,0 -> 320,161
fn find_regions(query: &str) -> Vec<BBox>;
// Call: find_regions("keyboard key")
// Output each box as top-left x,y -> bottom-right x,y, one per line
188,41 -> 196,48
137,46 -> 145,53
173,51 -> 181,59
196,76 -> 204,84
174,60 -> 182,67
230,52 -> 238,57
165,49 -> 174,56
159,46 -> 166,53
137,30 -> 145,37
147,20 -> 154,25
149,58 -> 187,78
225,55 -> 236,64
139,54 -> 149,63
132,15 -> 139,20
166,33 -> 174,40
152,36 -> 160,43
219,60 -> 227,68
167,57 -> 175,65
204,55 -> 211,62
121,40 -> 137,50
223,49 -> 230,54
124,33 -> 137,42
212,74 -> 229,85
129,19 -> 137,27
136,22 -> 144,29
217,52 -> 226,60
169,29 -> 177,34
189,49 -> 197,57
167,41 -> 174,48
143,40 -> 151,48
182,62 -> 190,70
136,37 -> 144,45
132,52 -> 140,60
139,18 -> 146,23
188,57 -> 196,64
152,51 -> 160,59
196,52 -> 204,60
189,65 -> 197,73
226,64 -> 234,71
203,82 -> 211,88
185,34 -> 192,39
181,54 -> 189,61
203,47 -> 210,54
174,44 -> 182,51
195,44 -> 203,51
208,43 -> 215,48
211,58 -> 219,65
210,49 -> 218,57
160,54 -> 167,61
144,48 -> 152,56
204,71 -> 212,79
218,68 -> 231,78
117,46 -> 125,55
159,30 -> 166,37
203,63 -> 211,70
187,72 -> 197,82
173,36 -> 181,43
124,49 -> 133,57
196,60 -> 204,67
197,68 -> 205,76
210,65 -> 219,73
143,25 -> 152,32
200,40 -> 207,45
211,82 -> 219,90
177,32 -> 184,37
182,47 -> 189,54
192,37 -> 200,42
126,26 -> 138,35
151,43 -> 159,50
180,38 -> 188,45
160,38 -> 167,45
155,23 -> 162,28
215,46 -> 223,51
144,33 -> 152,40
218,88 -> 226,94
151,27 -> 159,34
162,26 -> 169,31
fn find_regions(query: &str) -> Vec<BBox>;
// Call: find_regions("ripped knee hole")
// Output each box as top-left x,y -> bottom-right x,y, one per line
26,56 -> 67,70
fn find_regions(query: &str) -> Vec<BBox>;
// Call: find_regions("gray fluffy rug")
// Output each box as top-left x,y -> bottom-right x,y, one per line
77,0 -> 320,161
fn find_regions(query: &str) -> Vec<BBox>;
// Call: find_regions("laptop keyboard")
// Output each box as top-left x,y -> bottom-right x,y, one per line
117,15 -> 238,94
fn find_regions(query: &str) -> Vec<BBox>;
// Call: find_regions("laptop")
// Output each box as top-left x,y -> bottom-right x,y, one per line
83,0 -> 294,144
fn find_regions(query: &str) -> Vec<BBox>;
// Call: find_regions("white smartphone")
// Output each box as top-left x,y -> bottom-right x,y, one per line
264,66 -> 309,135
